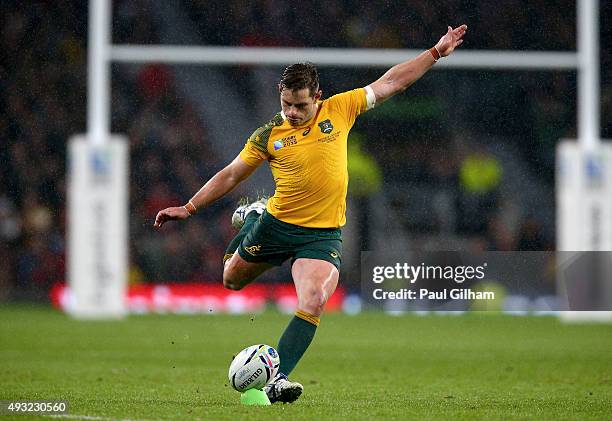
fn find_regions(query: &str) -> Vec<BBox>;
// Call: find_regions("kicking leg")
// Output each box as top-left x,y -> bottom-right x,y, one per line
223,252 -> 272,291
222,198 -> 271,290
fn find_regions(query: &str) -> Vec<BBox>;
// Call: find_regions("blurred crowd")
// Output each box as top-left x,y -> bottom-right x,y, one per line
1,1 -> 610,300
185,0 -> 577,50
0,1 -> 244,300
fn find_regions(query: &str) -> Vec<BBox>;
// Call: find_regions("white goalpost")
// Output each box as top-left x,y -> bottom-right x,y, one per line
68,0 -> 127,318
556,0 -> 611,321
69,0 -> 608,319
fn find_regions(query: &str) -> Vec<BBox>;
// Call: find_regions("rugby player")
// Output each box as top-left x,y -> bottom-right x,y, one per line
154,24 -> 467,403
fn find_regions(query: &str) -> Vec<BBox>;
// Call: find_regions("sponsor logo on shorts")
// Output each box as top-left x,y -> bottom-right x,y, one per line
244,245 -> 262,255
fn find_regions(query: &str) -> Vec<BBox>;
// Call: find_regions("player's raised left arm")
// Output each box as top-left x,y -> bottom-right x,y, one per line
368,24 -> 467,105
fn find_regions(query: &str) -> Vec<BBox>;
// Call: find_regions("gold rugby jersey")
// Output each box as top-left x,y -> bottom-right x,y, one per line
239,88 -> 369,228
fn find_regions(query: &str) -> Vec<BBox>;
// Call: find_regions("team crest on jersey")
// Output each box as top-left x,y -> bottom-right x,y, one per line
318,119 -> 334,134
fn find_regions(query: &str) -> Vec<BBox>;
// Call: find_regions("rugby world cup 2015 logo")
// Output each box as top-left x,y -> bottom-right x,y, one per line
318,119 -> 334,134
273,136 -> 297,150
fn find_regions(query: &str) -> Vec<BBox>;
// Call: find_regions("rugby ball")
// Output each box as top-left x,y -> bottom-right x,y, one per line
228,344 -> 280,392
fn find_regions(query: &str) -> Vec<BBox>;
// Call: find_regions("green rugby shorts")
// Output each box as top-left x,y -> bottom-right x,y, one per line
237,211 -> 342,270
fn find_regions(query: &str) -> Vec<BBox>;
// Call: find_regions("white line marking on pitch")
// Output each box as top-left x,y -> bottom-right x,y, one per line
45,414 -> 155,421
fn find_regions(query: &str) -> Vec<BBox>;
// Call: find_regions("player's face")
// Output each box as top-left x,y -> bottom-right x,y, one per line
279,87 -> 321,126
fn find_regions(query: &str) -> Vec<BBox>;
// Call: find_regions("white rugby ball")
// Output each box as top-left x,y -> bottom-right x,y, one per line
228,344 -> 280,392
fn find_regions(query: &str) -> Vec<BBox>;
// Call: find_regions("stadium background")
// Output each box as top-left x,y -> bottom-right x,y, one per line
1,0 -> 611,303
1,2 -> 612,420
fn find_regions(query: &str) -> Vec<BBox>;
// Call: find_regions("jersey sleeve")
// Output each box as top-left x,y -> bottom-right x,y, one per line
238,113 -> 283,167
327,88 -> 368,127
238,130 -> 270,167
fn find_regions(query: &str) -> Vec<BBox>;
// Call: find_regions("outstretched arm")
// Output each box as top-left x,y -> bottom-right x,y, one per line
368,24 -> 467,105
154,155 -> 257,228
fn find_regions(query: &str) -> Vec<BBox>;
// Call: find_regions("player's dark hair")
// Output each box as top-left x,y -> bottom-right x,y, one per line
279,62 -> 319,96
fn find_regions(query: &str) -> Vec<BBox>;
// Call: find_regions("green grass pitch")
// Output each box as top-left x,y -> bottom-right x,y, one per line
1,305 -> 611,420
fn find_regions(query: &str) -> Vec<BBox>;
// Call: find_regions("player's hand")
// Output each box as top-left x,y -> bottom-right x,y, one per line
154,206 -> 191,228
435,24 -> 467,57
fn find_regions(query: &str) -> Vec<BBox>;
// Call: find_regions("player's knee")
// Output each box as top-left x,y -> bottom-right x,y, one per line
300,288 -> 328,316
223,276 -> 244,291
222,268 -> 245,291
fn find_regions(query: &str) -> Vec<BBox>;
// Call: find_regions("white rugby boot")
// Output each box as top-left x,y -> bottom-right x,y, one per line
264,373 -> 303,404
231,197 -> 268,229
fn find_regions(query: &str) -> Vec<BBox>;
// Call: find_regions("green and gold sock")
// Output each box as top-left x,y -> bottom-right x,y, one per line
277,311 -> 320,376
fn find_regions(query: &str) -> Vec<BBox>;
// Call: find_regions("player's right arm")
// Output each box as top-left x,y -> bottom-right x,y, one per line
153,155 -> 256,228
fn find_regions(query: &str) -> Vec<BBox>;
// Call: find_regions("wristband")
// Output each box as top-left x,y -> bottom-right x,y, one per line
429,46 -> 441,61
184,200 -> 197,216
